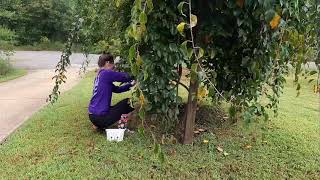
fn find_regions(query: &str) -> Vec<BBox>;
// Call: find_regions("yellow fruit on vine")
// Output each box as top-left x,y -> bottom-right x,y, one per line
270,14 -> 281,29
198,86 -> 208,99
139,94 -> 145,106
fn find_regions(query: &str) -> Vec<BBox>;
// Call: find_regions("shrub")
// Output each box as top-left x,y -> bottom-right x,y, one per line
0,26 -> 16,43
0,58 -> 12,76
0,26 -> 16,52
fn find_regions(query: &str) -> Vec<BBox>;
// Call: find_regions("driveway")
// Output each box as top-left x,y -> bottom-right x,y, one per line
0,51 -> 97,143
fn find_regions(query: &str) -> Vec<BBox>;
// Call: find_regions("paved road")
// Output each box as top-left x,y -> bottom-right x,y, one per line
0,51 -> 97,143
12,51 -> 99,69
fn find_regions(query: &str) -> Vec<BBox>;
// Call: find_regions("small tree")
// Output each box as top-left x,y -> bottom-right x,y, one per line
124,0 -> 319,143
50,0 -> 319,144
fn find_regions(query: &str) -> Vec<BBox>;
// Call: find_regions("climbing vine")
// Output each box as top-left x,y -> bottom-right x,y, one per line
48,17 -> 83,103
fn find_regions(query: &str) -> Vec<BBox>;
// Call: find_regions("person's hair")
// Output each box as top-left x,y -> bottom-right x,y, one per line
98,52 -> 114,68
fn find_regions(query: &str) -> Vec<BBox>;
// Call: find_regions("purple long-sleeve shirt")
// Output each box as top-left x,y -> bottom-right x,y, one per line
88,69 -> 132,115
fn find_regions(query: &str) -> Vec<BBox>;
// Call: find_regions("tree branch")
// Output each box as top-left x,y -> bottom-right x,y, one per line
173,80 -> 189,92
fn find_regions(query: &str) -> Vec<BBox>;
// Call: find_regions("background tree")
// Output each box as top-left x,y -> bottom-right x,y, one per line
0,0 -> 73,45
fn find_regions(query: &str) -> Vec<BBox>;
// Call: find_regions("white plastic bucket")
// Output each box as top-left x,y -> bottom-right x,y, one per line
105,129 -> 125,142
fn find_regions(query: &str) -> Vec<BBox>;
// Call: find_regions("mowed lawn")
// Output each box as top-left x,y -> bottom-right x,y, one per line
0,72 -> 319,179
0,69 -> 27,83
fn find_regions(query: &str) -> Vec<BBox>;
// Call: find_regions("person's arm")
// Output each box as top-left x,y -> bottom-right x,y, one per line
109,71 -> 132,83
112,83 -> 132,93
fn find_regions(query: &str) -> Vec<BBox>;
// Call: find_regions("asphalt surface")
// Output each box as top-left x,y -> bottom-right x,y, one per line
11,51 -> 99,69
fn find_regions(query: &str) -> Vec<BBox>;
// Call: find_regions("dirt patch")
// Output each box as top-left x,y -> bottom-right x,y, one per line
195,105 -> 229,128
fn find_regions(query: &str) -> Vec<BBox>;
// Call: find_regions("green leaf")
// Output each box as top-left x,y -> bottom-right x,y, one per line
264,112 -> 269,121
209,49 -> 216,59
309,70 -> 318,76
138,109 -> 145,119
138,127 -> 145,137
131,64 -> 139,76
130,24 -> 140,41
169,43 -> 176,51
135,0 -> 142,10
197,48 -> 204,59
115,0 -> 121,7
144,70 -> 149,81
177,2 -> 187,17
139,12 -> 147,24
191,63 -> 198,83
308,79 -> 314,83
180,41 -> 188,58
265,9 -> 276,22
208,86 -> 215,97
129,45 -> 135,63
190,14 -> 197,28
137,54 -> 143,67
177,22 -> 186,35
187,48 -> 193,59
197,71 -> 205,81
228,106 -> 236,118
158,150 -> 165,164
154,144 -> 160,154
146,0 -> 153,12
181,41 -> 188,49
191,63 -> 198,72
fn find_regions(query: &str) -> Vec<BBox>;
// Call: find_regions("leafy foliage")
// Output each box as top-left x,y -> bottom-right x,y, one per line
124,0 -> 319,128
0,59 -> 12,76
0,25 -> 15,76
48,17 -> 83,103
74,0 -> 132,55
0,0 -> 73,45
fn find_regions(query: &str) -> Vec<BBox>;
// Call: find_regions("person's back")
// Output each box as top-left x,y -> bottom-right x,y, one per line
88,69 -> 132,115
88,52 -> 135,130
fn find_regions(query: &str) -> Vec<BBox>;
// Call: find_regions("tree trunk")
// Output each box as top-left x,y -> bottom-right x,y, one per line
182,77 -> 199,144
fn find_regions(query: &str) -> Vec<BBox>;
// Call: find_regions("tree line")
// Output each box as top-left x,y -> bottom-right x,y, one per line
0,0 -> 74,46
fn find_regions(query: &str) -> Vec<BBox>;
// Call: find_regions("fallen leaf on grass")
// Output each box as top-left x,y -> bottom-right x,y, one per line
244,145 -> 252,149
161,135 -> 165,144
217,146 -> 224,152
194,130 -> 200,134
198,128 -> 206,132
223,152 -> 229,156
203,139 -> 209,144
169,135 -> 178,144
169,148 -> 176,157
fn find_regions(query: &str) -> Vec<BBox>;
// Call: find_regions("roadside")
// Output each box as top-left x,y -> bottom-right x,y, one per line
0,68 -> 27,83
0,68 -> 81,143
0,51 -> 97,143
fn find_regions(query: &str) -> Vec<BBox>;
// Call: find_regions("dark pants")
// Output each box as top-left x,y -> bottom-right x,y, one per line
89,98 -> 134,129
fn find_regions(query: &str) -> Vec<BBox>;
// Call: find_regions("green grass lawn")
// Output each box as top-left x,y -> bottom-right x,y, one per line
0,69 -> 27,83
0,72 -> 319,179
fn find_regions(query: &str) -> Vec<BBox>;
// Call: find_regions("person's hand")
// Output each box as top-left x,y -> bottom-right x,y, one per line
130,80 -> 137,86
